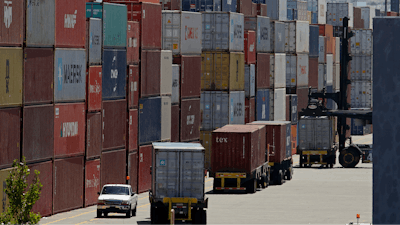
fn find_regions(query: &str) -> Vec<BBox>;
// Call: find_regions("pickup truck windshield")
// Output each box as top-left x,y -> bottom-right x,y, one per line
101,186 -> 129,195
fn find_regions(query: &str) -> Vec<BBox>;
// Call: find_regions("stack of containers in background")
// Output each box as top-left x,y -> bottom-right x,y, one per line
265,0 -> 287,21
287,0 -> 308,21
326,2 -> 353,37
306,0 -> 326,24
200,12 -> 245,170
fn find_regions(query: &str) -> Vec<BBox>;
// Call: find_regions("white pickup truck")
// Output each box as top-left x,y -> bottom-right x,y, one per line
97,184 -> 138,218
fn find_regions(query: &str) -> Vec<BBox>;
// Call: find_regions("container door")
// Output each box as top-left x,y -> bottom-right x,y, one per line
180,151 -> 204,199
155,150 -> 180,198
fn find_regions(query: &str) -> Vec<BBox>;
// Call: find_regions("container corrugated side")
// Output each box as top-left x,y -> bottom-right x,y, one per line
270,53 -> 286,88
265,0 -> 287,21
128,65 -> 139,109
351,80 -> 372,108
0,0 -> 24,46
141,50 -> 161,97
256,88 -> 270,121
26,0 -> 55,47
88,18 -> 102,65
245,64 -> 256,97
128,151 -> 138,194
28,161 -> 53,217
270,88 -> 286,121
0,47 -> 23,107
0,108 -> 20,169
102,49 -> 127,100
160,50 -> 173,96
180,98 -> 201,142
87,66 -> 102,112
101,149 -> 126,187
128,109 -> 138,152
309,25 -> 319,57
244,30 -> 256,64
245,97 -> 255,123
84,159 -> 100,207
180,56 -> 201,99
309,56 -> 318,89
351,29 -> 372,56
256,53 -> 270,88
138,145 -> 152,193
350,55 -> 372,81
286,54 -> 296,88
102,100 -> 127,151
270,21 -> 285,53
172,65 -> 180,104
86,112 -> 102,159
127,21 -> 140,65
297,53 -> 309,87
103,3 -> 127,48
318,36 -> 326,63
317,0 -> 326,24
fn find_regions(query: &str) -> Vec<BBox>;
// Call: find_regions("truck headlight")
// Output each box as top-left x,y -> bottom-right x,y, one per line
98,200 -> 105,205
121,201 -> 130,205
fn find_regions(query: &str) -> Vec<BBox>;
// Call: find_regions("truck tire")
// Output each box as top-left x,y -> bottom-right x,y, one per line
104,212 -> 108,217
246,179 -> 257,193
339,148 -> 360,168
97,210 -> 102,218
201,209 -> 207,224
275,171 -> 283,185
261,175 -> 267,188
285,166 -> 293,180
132,206 -> 137,216
126,207 -> 131,218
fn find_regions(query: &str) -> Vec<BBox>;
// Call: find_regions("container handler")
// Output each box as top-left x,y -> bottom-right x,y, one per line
149,143 -> 207,224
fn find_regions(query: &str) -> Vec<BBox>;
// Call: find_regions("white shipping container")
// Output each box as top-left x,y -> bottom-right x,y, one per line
335,37 -> 340,63
350,55 -> 372,81
326,54 -> 333,85
171,65 -> 180,104
284,21 -> 309,54
351,29 -> 372,56
162,11 -> 202,55
318,63 -> 326,91
160,50 -> 173,96
326,3 -> 353,27
351,80 -> 372,108
286,54 -> 297,88
334,63 -> 340,91
318,0 -> 326,24
161,96 -> 172,141
270,88 -> 286,121
297,53 -> 309,87
266,0 -> 287,21
270,53 -> 286,88
318,36 -> 326,63
361,6 -> 375,29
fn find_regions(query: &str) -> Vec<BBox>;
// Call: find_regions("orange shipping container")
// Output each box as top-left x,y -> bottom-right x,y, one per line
291,124 -> 297,155
319,24 -> 334,54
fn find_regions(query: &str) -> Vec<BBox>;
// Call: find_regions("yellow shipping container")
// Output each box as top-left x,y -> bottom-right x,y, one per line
201,52 -> 244,91
307,11 -> 312,24
200,131 -> 212,170
0,167 -> 14,213
0,47 -> 23,107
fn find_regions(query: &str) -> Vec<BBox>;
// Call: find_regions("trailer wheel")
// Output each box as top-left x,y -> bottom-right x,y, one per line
275,171 -> 283,185
261,175 -> 267,188
285,166 -> 293,180
201,209 -> 207,224
339,148 -> 360,168
246,179 -> 257,193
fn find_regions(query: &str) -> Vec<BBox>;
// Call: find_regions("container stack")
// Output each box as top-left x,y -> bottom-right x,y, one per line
326,2 -> 353,38
305,0 -> 326,24
287,0 -> 308,21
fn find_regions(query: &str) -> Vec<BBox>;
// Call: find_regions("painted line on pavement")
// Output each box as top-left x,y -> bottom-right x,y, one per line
75,218 -> 97,225
42,210 -> 96,225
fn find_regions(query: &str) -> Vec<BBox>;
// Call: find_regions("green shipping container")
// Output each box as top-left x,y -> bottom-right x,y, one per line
103,3 -> 127,48
86,2 -> 103,19
0,48 -> 23,107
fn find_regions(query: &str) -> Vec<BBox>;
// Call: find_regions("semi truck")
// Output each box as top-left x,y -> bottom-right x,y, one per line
149,143 -> 207,224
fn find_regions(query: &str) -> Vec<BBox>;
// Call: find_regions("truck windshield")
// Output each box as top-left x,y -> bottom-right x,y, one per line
101,186 -> 129,195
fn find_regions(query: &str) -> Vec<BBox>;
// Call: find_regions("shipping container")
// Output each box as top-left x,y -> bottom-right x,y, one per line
318,63 -> 325,91
265,0 -> 287,21
0,168 -> 14,213
284,21 -> 309,54
86,112 -> 102,159
238,0 -> 252,16
200,131 -> 212,169
102,49 -> 127,100
270,53 -> 286,88
270,88 -> 286,121
296,86 -> 308,113
22,104 -> 54,163
128,109 -> 138,151
0,0 -> 24,46
0,47 -> 22,107
309,57 -> 318,89
319,24 -> 333,54
244,16 -> 270,53
103,3 -> 127,48
256,88 -> 270,120
287,0 -> 307,20
326,54 -> 333,85
127,21 -> 140,65
245,64 -> 256,97
221,0 -> 236,12
311,11 -> 317,24
28,160 -> 53,217
102,100 -> 127,151
287,8 -> 294,20
202,12 -> 244,51
101,149 -> 126,187
171,104 -> 180,142
55,0 -> 86,48
361,6 -> 375,29
139,96 -> 171,145
286,94 -> 298,124
317,0 -> 326,24
201,52 -> 245,91
161,0 -> 181,10
172,65 -> 180,104
200,92 -> 212,130
350,29 -> 372,56
84,159 -> 100,207
350,55 -> 372,81
291,124 -> 297,155
298,116 -> 333,150
245,97 -> 255,123
256,53 -> 270,88
0,108 -> 20,169
335,37 -> 340,63
333,63 -> 340,91
138,145 -> 152,193
318,36 -> 326,63
87,66 -> 102,112
297,53 -> 309,87
326,3 -> 353,27
257,3 -> 267,16
270,21 -> 285,53
54,49 -> 86,102
351,80 -> 372,108
160,50 -> 173,96
26,0 -> 55,47
86,18 -> 102,65
141,50 -> 161,97
309,25 -> 319,57
244,31 -> 256,64
353,7 -> 363,29
86,2 -> 103,19
251,2 -> 257,16
128,151 -> 138,194
174,56 -> 202,99
53,156 -> 84,214
286,54 -> 296,88
128,65 -> 139,108
162,11 -> 202,55
180,98 -> 201,141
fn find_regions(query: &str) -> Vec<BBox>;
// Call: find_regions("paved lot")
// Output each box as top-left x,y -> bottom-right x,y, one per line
39,134 -> 372,224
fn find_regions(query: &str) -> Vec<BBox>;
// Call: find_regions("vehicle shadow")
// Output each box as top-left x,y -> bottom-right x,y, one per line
136,220 -> 151,224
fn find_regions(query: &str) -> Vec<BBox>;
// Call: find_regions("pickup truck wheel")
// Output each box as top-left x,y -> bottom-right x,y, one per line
132,206 -> 137,216
96,210 -> 102,218
126,207 -> 131,218
275,171 -> 283,185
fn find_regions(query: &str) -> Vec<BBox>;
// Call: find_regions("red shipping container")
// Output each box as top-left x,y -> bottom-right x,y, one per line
291,124 -> 297,155
127,21 -> 140,65
124,2 -> 162,49
138,145 -> 152,193
102,100 -> 127,151
128,109 -> 138,151
256,53 -> 270,89
353,7 -> 363,29
141,50 -> 161,97
0,0 -> 24,46
128,151 -> 138,193
23,48 -> 54,105
257,4 -> 267,16
23,104 -> 54,163
128,65 -> 139,109
244,31 -> 256,64
244,97 -> 255,123
86,112 -> 102,159
53,156 -> 84,214
296,87 -> 308,113
387,11 -> 399,16
0,108 -> 20,169
28,160 -> 53,217
85,159 -> 100,207
55,0 -> 86,48
171,104 -> 180,142
237,0 -> 252,16
212,125 -> 266,174
87,66 -> 102,112
309,57 -> 318,89
319,24 -> 333,54
180,98 -> 200,142
251,2 -> 257,16
105,0 -> 160,4
54,103 -> 86,158
173,56 -> 201,99
101,149 -> 127,187
160,0 -> 181,10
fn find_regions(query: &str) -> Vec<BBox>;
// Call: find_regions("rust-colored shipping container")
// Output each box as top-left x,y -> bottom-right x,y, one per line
171,104 -> 180,142
180,98 -> 200,142
309,57 -> 318,89
353,7 -> 363,29
0,0 -> 24,46
55,0 -> 86,48
127,21 -> 140,65
128,109 -> 138,151
173,56 -> 201,99
211,125 -> 266,174
238,0 -> 252,16
160,0 -> 181,10
128,65 -> 139,109
138,145 -> 152,193
28,160 -> 53,217
245,97 -> 255,123
128,151 -> 138,194
102,100 -> 127,151
0,107 -> 20,169
387,11 -> 399,16
291,124 -> 297,155
101,149 -> 127,187
86,112 -> 102,159
125,2 -> 162,49
296,87 -> 308,113
140,50 -> 161,97
251,2 -> 257,16
85,159 -> 100,207
104,0 -> 161,4
23,48 -> 54,105
23,104 -> 54,163
256,53 -> 270,89
54,103 -> 86,159
244,31 -> 256,64
257,4 -> 267,17
53,156 -> 84,214
87,66 -> 102,112
319,24 -> 334,54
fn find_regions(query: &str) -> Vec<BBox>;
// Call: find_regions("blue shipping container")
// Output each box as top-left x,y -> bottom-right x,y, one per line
252,0 -> 265,3
289,94 -> 298,124
311,12 -> 318,24
256,89 -> 270,121
309,25 -> 319,57
221,0 -> 235,12
182,0 -> 198,12
102,49 -> 127,100
86,3 -> 103,19
139,97 -> 162,145
287,9 -> 294,20
293,9 -> 298,20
